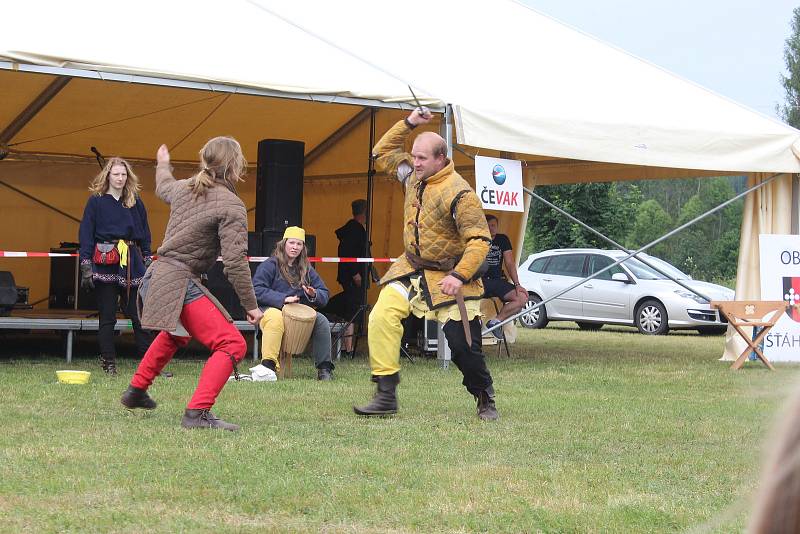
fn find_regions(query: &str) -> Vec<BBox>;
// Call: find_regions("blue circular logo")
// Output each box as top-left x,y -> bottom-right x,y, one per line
492,164 -> 506,185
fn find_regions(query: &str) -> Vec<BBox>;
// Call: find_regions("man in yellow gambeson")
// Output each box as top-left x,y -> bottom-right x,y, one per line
353,108 -> 499,421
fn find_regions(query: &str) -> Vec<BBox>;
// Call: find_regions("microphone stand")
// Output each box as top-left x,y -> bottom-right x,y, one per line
90,146 -> 105,169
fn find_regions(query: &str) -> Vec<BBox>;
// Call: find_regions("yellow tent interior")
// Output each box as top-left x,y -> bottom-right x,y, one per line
0,69 -> 781,312
0,69 -> 534,308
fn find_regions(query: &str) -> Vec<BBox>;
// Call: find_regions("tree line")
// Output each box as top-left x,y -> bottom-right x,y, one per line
522,176 -> 746,285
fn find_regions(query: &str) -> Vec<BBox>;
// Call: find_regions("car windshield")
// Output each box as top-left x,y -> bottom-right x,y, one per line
620,256 -> 690,281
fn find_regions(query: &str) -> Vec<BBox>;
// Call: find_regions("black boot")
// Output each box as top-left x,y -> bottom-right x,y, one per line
353,373 -> 399,416
317,363 -> 333,381
99,354 -> 117,375
476,389 -> 499,421
181,409 -> 240,431
120,385 -> 157,410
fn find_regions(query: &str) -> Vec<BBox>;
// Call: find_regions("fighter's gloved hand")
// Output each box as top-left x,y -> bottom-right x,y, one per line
80,263 -> 95,290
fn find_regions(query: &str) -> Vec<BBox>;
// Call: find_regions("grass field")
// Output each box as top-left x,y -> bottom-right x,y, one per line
2,325 -> 799,533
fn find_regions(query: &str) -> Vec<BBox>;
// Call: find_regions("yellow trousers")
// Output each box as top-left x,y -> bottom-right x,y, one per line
259,307 -> 285,371
367,283 -> 411,376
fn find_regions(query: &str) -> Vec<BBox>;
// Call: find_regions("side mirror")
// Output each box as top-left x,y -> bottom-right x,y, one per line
611,273 -> 631,283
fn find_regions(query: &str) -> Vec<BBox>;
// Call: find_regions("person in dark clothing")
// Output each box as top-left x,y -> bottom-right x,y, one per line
78,157 -> 154,375
334,199 -> 368,354
482,214 -> 528,339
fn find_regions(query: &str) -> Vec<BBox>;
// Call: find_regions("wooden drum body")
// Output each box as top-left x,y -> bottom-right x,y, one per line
279,303 -> 317,377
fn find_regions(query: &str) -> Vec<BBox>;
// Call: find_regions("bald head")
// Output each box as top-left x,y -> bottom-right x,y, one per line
411,132 -> 448,180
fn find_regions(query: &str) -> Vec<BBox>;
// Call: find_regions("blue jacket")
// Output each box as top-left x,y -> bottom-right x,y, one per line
78,193 -> 152,286
253,257 -> 329,310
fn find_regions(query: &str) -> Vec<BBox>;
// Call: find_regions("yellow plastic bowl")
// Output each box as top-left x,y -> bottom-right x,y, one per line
56,370 -> 91,385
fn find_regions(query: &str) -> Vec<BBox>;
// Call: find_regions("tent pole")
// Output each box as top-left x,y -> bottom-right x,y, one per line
443,104 -> 453,159
437,105 -> 454,369
364,108 -> 376,312
793,174 -> 799,234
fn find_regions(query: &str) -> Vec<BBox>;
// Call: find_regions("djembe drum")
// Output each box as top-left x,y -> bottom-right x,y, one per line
279,303 -> 317,378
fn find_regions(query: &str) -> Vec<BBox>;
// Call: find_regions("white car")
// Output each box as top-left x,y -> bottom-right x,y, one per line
517,248 -> 735,335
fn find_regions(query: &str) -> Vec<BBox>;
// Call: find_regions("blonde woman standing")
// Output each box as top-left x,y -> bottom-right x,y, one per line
78,157 -> 153,375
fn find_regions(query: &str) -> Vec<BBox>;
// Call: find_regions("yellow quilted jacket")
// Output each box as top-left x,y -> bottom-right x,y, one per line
375,120 -> 491,309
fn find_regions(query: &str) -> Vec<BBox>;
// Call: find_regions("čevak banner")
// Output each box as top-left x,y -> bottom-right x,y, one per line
759,234 -> 800,362
474,156 -> 523,213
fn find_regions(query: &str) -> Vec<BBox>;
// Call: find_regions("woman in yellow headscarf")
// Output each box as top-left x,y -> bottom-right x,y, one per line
250,226 -> 335,381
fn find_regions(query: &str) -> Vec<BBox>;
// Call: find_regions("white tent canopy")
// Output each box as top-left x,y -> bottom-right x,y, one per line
2,0 -> 798,174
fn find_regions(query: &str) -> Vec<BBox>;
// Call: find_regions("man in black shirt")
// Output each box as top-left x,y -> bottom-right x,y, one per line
482,214 -> 528,338
334,199 -> 368,354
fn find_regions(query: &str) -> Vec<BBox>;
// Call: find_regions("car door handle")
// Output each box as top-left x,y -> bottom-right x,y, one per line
583,284 -> 593,288
542,278 -> 552,282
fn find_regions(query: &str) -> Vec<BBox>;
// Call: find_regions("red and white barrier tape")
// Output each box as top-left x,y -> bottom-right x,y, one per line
0,251 -> 396,263
0,251 -> 76,257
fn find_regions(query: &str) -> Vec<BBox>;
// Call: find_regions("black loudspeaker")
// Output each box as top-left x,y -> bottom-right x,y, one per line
48,245 -> 97,310
255,139 -> 305,233
204,231 -> 316,319
203,262 -> 258,321
0,271 -> 17,316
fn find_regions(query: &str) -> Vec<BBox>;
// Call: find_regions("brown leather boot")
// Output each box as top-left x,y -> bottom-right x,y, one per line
181,409 -> 240,431
476,389 -> 499,421
120,385 -> 157,410
353,373 -> 399,416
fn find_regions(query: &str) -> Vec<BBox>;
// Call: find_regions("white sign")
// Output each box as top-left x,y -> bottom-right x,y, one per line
759,234 -> 800,362
474,156 -> 523,212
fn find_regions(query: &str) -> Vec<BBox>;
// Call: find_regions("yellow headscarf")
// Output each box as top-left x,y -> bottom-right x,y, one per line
283,226 -> 305,241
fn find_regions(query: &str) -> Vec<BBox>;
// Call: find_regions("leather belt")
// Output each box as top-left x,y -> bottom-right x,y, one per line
405,252 -> 472,345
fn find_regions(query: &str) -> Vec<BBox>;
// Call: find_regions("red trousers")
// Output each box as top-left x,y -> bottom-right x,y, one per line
131,296 -> 247,409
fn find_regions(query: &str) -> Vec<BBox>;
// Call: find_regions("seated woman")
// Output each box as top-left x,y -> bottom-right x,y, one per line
250,226 -> 334,381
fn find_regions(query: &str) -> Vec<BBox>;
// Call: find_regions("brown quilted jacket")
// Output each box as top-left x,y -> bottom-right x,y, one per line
139,163 -> 257,331
375,120 -> 491,309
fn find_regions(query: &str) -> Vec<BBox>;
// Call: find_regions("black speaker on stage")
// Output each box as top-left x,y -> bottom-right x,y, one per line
0,271 -> 17,316
48,245 -> 97,310
255,139 -> 305,233
203,262 -> 258,321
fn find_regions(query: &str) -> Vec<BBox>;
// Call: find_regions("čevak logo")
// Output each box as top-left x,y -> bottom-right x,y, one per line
492,164 -> 507,185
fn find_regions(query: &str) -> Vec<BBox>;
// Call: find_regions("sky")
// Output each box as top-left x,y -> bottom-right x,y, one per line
520,0 -> 798,121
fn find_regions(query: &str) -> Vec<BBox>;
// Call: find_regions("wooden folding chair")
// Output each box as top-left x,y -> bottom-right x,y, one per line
710,300 -> 788,371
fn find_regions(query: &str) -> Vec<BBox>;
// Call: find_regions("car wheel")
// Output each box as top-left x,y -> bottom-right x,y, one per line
519,294 -> 548,329
697,326 -> 727,336
635,299 -> 669,335
576,322 -> 603,331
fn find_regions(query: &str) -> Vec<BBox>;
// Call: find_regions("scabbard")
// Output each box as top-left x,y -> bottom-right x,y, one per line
455,291 -> 472,346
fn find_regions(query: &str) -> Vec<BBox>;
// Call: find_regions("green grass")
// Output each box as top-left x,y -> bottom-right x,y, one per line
2,326 -> 799,533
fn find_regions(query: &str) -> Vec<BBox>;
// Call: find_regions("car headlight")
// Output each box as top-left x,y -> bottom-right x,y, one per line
674,289 -> 708,304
